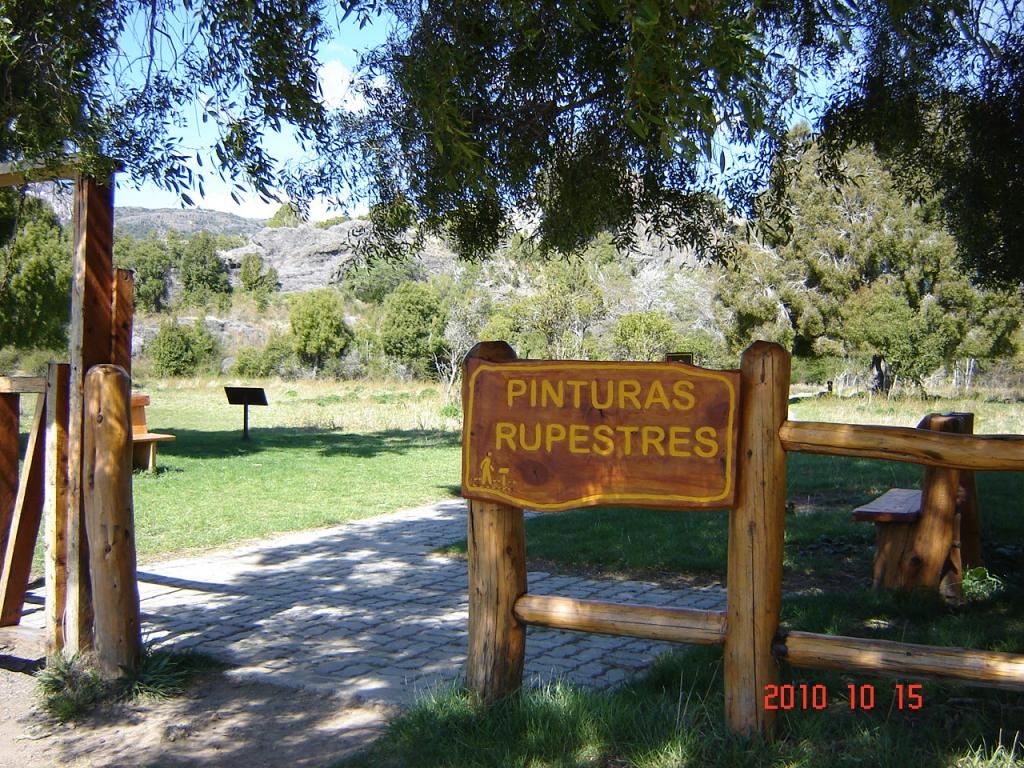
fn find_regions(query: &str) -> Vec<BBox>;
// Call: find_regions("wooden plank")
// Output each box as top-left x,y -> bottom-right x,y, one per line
0,378 -> 47,394
65,173 -> 116,654
514,594 -> 726,645
0,393 -> 46,625
0,394 -> 18,565
724,341 -> 790,738
777,631 -> 1024,691
111,268 -> 134,373
779,420 -> 1024,471
0,162 -> 78,188
83,365 -> 140,677
44,363 -> 70,656
852,489 -> 921,523
464,341 -> 527,704
911,414 -> 963,599
462,356 -> 741,511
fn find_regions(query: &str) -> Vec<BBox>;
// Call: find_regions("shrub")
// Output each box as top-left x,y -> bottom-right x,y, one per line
267,203 -> 304,228
378,281 -> 446,377
178,231 -> 231,308
232,333 -> 294,378
609,311 -> 681,361
289,289 -> 353,373
148,318 -> 218,376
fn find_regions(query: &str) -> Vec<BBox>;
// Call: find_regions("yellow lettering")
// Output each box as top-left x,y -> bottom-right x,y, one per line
519,423 -> 542,451
643,380 -> 671,410
592,425 -> 615,455
695,426 -> 719,458
541,380 -> 564,408
496,422 -> 517,450
567,380 -> 587,408
507,379 -> 527,407
672,380 -> 696,410
615,425 -> 639,455
569,424 -> 590,454
591,380 -> 614,409
641,425 -> 666,456
530,379 -> 538,407
668,426 -> 692,457
619,380 -> 642,409
545,423 -> 567,452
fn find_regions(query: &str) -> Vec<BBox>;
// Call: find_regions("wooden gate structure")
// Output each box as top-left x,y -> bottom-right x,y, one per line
0,159 -> 141,676
461,340 -> 1024,738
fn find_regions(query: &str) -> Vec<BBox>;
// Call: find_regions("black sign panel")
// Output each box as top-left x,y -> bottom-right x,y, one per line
224,387 -> 269,406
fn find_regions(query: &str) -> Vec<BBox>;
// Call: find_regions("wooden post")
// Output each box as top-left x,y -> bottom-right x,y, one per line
464,341 -> 527,703
949,413 -> 982,569
0,393 -> 18,563
725,341 -> 790,738
83,365 -> 141,677
66,173 -> 116,654
915,414 -> 967,600
44,364 -> 71,655
0,393 -> 47,625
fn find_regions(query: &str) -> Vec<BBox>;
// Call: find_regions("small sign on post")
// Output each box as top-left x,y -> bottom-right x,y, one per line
224,387 -> 268,440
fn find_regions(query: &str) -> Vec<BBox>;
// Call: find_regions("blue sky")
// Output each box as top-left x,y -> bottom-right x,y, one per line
114,10 -> 387,221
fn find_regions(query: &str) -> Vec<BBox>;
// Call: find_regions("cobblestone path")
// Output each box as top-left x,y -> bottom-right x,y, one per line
23,500 -> 726,705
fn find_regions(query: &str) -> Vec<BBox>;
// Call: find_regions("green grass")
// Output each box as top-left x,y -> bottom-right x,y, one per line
24,378 -> 461,572
37,648 -> 225,722
337,647 -> 1024,768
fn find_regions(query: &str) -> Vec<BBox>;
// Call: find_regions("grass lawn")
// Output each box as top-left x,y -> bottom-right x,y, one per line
24,377 -> 462,571
369,394 -> 1024,768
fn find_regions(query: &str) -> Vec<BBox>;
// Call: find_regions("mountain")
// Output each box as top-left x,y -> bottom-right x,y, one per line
115,207 -> 266,239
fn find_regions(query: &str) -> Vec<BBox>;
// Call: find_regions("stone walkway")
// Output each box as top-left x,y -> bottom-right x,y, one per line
22,500 -> 725,706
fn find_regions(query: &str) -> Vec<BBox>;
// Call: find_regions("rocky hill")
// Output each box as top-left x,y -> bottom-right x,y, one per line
115,207 -> 266,239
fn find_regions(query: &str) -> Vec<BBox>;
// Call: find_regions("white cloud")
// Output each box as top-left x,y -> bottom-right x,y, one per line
318,59 -> 368,112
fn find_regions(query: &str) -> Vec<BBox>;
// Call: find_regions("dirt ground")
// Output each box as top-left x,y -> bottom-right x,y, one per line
0,633 -> 392,768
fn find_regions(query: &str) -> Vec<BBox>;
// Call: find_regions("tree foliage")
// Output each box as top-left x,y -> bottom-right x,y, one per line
345,0 -> 1024,277
0,193 -> 70,349
378,281 -> 446,375
114,234 -> 176,313
179,231 -> 232,308
239,253 -> 279,309
148,318 -> 218,376
289,289 -> 353,373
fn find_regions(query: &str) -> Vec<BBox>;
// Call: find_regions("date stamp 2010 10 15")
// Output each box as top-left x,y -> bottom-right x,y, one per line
763,683 -> 924,711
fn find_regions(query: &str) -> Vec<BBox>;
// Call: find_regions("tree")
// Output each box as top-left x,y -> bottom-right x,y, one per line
346,0 -> 1021,275
267,204 -> 305,229
179,231 -> 232,308
114,234 -> 175,313
609,312 -> 680,362
0,193 -> 71,349
239,253 -> 279,310
147,318 -> 217,376
0,1 -> 345,206
378,281 -> 446,376
289,289 -> 353,374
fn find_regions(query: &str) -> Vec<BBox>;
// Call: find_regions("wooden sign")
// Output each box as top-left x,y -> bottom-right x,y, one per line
462,358 -> 740,511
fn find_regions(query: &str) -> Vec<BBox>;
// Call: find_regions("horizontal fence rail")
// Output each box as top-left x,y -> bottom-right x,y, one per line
514,594 -> 727,646
779,420 -> 1024,471
775,631 -> 1024,691
0,377 -> 47,395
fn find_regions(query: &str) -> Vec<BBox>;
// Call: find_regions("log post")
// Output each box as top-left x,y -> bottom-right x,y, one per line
725,341 -> 790,738
83,365 -> 140,677
0,393 -> 18,562
464,341 -> 526,703
66,173 -> 116,653
950,413 -> 982,569
44,363 -> 71,656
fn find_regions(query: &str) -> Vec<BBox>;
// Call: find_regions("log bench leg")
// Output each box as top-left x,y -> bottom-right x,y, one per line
873,522 -> 919,590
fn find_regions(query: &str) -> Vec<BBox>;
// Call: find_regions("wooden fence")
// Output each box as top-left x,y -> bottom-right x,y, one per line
462,341 -> 1024,738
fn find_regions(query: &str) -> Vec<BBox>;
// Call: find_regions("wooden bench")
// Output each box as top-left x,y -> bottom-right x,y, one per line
131,394 -> 175,472
852,412 -> 982,597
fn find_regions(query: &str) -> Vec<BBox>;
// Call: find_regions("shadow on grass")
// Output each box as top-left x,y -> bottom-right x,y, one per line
153,426 -> 459,461
338,645 -> 1024,768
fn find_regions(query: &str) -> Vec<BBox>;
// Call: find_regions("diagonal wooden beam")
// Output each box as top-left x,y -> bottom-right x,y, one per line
0,393 -> 46,626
